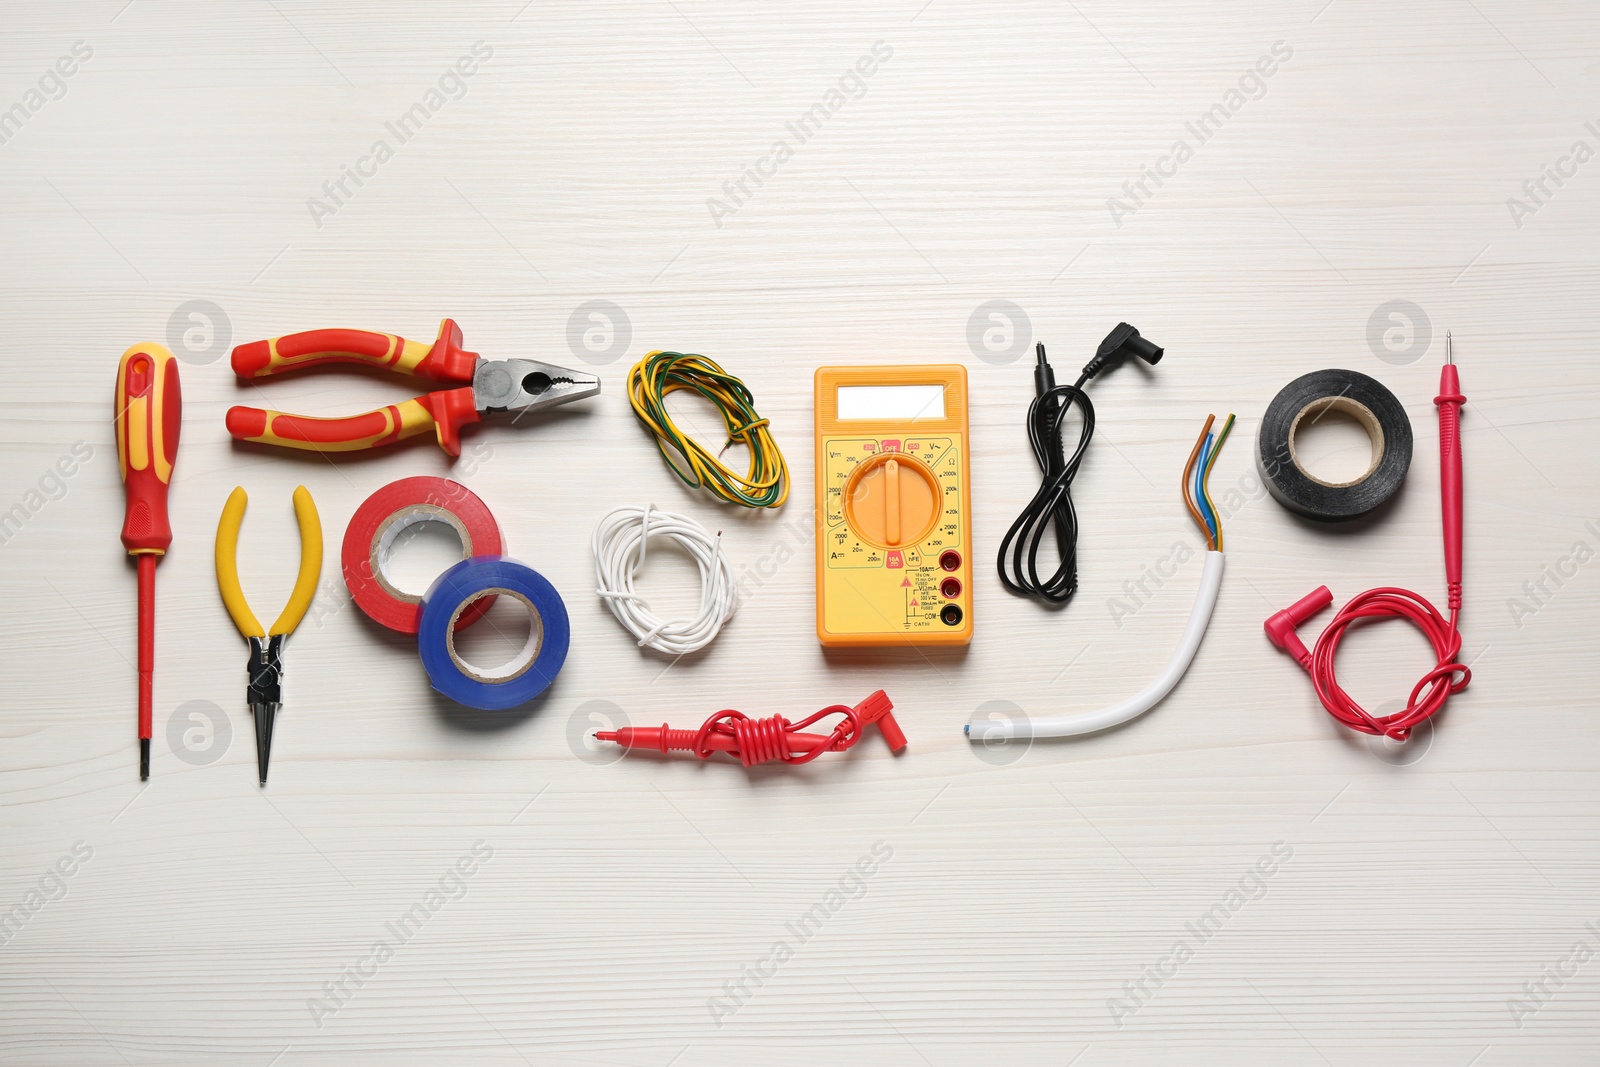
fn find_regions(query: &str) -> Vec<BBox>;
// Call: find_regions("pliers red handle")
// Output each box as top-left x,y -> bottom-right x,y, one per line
226,319 -> 599,456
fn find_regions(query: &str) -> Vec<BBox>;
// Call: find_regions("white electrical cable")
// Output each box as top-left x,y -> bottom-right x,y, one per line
592,504 -> 738,655
966,551 -> 1226,741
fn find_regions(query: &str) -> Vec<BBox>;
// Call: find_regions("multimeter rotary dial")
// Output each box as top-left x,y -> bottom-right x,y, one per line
842,451 -> 941,550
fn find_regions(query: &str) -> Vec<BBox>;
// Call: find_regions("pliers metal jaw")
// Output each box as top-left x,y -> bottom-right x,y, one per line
246,634 -> 285,787
247,634 -> 285,707
474,358 -> 601,416
215,486 -> 323,786
224,318 -> 600,456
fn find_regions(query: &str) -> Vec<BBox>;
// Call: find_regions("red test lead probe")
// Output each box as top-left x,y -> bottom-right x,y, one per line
596,690 -> 906,766
1265,334 -> 1470,739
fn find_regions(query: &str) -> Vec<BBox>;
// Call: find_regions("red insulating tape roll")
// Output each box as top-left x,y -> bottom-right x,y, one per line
341,476 -> 503,633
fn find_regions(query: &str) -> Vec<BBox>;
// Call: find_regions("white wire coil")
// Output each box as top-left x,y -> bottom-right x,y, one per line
592,504 -> 738,655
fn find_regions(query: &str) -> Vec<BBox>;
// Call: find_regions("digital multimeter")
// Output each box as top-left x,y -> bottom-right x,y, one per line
814,365 -> 972,647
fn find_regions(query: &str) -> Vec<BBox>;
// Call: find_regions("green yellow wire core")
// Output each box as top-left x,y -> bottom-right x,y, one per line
626,351 -> 789,509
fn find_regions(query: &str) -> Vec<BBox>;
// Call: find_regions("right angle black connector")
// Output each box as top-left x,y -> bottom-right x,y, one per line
1096,322 -> 1163,366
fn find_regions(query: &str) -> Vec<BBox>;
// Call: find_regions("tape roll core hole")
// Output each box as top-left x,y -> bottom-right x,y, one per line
373,508 -> 474,602
445,589 -> 543,684
1288,397 -> 1385,489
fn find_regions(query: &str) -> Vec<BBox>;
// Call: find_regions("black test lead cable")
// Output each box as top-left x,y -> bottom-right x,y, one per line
996,323 -> 1165,604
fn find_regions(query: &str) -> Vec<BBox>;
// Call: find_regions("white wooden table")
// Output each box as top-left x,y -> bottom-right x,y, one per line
3,2 -> 1598,1063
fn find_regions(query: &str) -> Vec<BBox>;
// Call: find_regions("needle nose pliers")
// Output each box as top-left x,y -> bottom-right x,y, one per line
215,485 -> 323,786
225,318 -> 600,456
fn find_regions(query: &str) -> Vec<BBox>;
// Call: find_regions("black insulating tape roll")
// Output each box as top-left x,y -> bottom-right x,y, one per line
1257,369 -> 1412,522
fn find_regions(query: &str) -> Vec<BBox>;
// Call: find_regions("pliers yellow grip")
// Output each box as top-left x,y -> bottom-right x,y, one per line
214,485 -> 322,785
215,485 -> 323,638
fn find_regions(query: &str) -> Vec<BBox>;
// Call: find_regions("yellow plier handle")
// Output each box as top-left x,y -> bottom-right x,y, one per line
215,485 -> 324,638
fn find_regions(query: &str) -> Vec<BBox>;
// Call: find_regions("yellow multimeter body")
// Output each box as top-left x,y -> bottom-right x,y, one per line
814,365 -> 972,647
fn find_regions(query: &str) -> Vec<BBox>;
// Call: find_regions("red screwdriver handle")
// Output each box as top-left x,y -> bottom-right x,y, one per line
116,343 -> 182,554
231,318 -> 478,384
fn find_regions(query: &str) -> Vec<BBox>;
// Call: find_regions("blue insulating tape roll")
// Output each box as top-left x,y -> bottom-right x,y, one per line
418,556 -> 570,710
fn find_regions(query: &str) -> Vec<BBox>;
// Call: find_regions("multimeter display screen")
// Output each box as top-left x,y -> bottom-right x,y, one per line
836,385 -> 945,421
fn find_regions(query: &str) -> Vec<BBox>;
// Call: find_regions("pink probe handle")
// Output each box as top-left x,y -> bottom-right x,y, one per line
1435,362 -> 1465,608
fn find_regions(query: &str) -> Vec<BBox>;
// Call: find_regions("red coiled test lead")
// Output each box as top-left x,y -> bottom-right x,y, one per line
595,690 -> 906,766
1264,334 -> 1471,739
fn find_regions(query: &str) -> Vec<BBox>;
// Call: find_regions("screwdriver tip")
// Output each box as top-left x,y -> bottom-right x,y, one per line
139,738 -> 150,780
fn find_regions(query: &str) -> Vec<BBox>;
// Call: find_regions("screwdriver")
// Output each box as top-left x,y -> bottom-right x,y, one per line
116,343 -> 182,780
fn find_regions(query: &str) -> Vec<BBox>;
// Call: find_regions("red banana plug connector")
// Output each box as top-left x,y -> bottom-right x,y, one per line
596,690 -> 906,766
1264,336 -> 1471,739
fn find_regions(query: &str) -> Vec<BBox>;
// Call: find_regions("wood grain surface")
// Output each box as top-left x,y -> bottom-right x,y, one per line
2,1 -> 1599,1063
